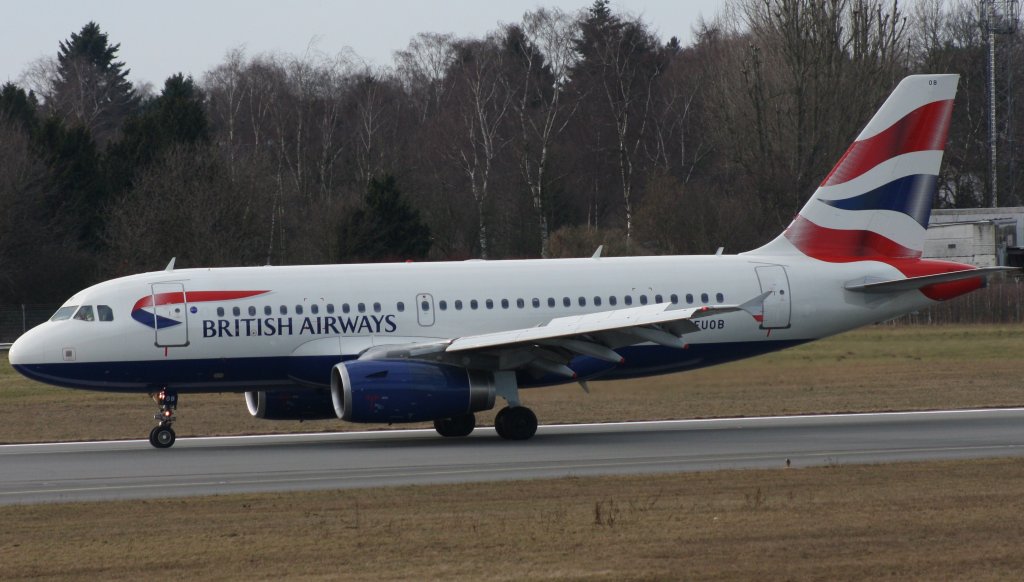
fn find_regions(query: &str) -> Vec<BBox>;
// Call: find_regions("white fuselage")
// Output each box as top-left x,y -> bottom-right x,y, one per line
9,253 -> 931,393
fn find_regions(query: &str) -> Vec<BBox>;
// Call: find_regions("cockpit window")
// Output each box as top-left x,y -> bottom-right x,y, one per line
73,306 -> 95,321
50,306 -> 78,321
97,305 -> 114,321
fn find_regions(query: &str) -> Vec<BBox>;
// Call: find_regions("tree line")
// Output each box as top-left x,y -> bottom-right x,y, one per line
0,0 -> 1021,304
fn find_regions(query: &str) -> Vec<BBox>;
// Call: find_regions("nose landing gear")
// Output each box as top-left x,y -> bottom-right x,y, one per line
149,389 -> 178,448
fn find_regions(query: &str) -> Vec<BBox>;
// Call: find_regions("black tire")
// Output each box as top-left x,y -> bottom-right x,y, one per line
149,425 -> 176,449
434,413 -> 476,437
494,406 -> 538,440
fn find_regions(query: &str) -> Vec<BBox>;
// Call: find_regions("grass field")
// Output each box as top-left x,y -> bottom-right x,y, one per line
2,324 -> 1023,443
2,459 -> 1024,581
2,324 -> 1024,580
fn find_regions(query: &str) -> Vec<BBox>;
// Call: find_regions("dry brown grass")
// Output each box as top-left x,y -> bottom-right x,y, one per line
2,324 -> 1023,443
2,458 -> 1023,581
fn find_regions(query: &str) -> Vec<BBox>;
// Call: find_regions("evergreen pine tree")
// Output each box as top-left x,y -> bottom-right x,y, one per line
0,83 -> 39,134
337,175 -> 432,262
105,73 -> 210,196
51,21 -> 136,146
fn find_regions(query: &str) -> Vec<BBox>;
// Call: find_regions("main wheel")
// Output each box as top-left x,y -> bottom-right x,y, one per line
494,406 -> 538,440
434,413 -> 476,437
149,425 -> 176,449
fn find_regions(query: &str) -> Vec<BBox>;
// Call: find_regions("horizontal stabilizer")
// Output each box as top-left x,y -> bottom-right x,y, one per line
844,267 -> 1017,294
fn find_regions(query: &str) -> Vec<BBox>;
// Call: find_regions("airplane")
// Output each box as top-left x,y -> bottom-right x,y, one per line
8,74 -> 1014,448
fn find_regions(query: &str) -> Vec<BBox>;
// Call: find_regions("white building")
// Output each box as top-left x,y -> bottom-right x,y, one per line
926,207 -> 1024,267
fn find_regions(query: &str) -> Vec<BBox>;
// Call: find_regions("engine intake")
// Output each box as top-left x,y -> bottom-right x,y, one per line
331,360 -> 495,423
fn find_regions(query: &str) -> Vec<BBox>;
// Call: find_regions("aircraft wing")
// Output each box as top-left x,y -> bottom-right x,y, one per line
844,267 -> 1017,293
446,303 -> 740,352
359,292 -> 769,378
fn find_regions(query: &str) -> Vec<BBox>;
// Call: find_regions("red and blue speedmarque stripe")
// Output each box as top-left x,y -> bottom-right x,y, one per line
131,290 -> 268,329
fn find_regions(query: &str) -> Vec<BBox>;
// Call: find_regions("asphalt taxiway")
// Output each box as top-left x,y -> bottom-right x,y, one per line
2,408 -> 1023,504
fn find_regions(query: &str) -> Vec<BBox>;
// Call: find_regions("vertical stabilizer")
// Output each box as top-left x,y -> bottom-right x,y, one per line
748,74 -> 958,261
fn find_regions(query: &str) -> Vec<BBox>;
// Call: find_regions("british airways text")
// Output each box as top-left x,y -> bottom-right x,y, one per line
202,314 -> 398,338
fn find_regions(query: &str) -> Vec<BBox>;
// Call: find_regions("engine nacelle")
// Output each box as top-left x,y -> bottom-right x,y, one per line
330,360 -> 496,423
245,389 -> 336,420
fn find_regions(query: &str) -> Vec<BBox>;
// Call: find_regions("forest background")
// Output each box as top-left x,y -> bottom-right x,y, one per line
0,0 -> 1020,305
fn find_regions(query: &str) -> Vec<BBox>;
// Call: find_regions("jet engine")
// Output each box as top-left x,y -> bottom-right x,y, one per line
330,360 -> 496,423
245,389 -> 337,420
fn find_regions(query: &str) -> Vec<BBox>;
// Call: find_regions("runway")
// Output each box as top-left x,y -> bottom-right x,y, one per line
2,408 -> 1023,505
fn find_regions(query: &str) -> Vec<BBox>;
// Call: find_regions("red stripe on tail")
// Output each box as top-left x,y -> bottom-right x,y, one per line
821,100 -> 954,187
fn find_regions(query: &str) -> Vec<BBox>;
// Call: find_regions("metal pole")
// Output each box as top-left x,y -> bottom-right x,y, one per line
990,0 -> 999,208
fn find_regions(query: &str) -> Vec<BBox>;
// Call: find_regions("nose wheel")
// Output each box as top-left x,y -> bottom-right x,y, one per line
149,389 -> 178,449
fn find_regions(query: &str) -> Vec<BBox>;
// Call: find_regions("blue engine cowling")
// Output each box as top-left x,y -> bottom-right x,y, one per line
245,389 -> 337,420
330,360 -> 496,423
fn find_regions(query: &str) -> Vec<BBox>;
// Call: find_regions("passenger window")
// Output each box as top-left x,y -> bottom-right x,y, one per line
343,304 -> 351,314
609,296 -> 617,306
357,303 -> 366,313
217,307 -> 225,317
264,306 -> 272,316
233,307 -> 241,316
517,298 -> 525,309
397,302 -> 405,312
594,296 -> 602,307
624,296 -> 633,306
686,294 -> 694,304
486,299 -> 494,309
439,300 -> 448,311
716,293 -> 725,302
578,297 -> 586,307
74,306 -> 95,321
701,293 -> 709,303
248,306 -> 256,316
670,294 -> 679,304
562,297 -> 570,307
327,304 -> 335,314
640,295 -> 648,305
311,304 -> 319,315
455,300 -> 463,310
547,298 -> 555,308
501,299 -> 509,309
280,305 -> 288,315
295,305 -> 304,315
421,300 -> 430,312
655,294 -> 663,303
471,300 -> 479,310
373,302 -> 381,313
97,305 -> 114,321
532,298 -> 540,308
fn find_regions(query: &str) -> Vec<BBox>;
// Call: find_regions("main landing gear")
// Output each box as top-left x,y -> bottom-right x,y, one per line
149,389 -> 178,449
434,413 -> 477,437
494,406 -> 538,440
431,371 -> 540,441
431,406 -> 539,440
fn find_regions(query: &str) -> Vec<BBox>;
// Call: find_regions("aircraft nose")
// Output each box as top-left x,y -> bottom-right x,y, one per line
7,329 -> 40,368
8,335 -> 24,366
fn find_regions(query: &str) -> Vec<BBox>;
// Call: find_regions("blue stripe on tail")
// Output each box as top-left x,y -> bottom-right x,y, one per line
818,174 -> 937,227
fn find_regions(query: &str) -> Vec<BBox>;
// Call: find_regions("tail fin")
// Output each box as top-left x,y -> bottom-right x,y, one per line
748,74 -> 959,261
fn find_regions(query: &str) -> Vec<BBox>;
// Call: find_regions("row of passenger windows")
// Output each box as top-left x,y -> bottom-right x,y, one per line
217,302 -> 387,317
429,292 -> 725,312
215,292 -> 726,317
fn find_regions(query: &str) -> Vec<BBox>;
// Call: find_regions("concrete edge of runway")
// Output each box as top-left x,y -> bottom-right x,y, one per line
3,406 -> 1024,452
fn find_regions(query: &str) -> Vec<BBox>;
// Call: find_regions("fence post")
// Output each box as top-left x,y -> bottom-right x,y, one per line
21,304 -> 26,335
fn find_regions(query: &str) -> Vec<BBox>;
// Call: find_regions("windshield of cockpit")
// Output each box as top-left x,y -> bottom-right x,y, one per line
50,305 -> 114,322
